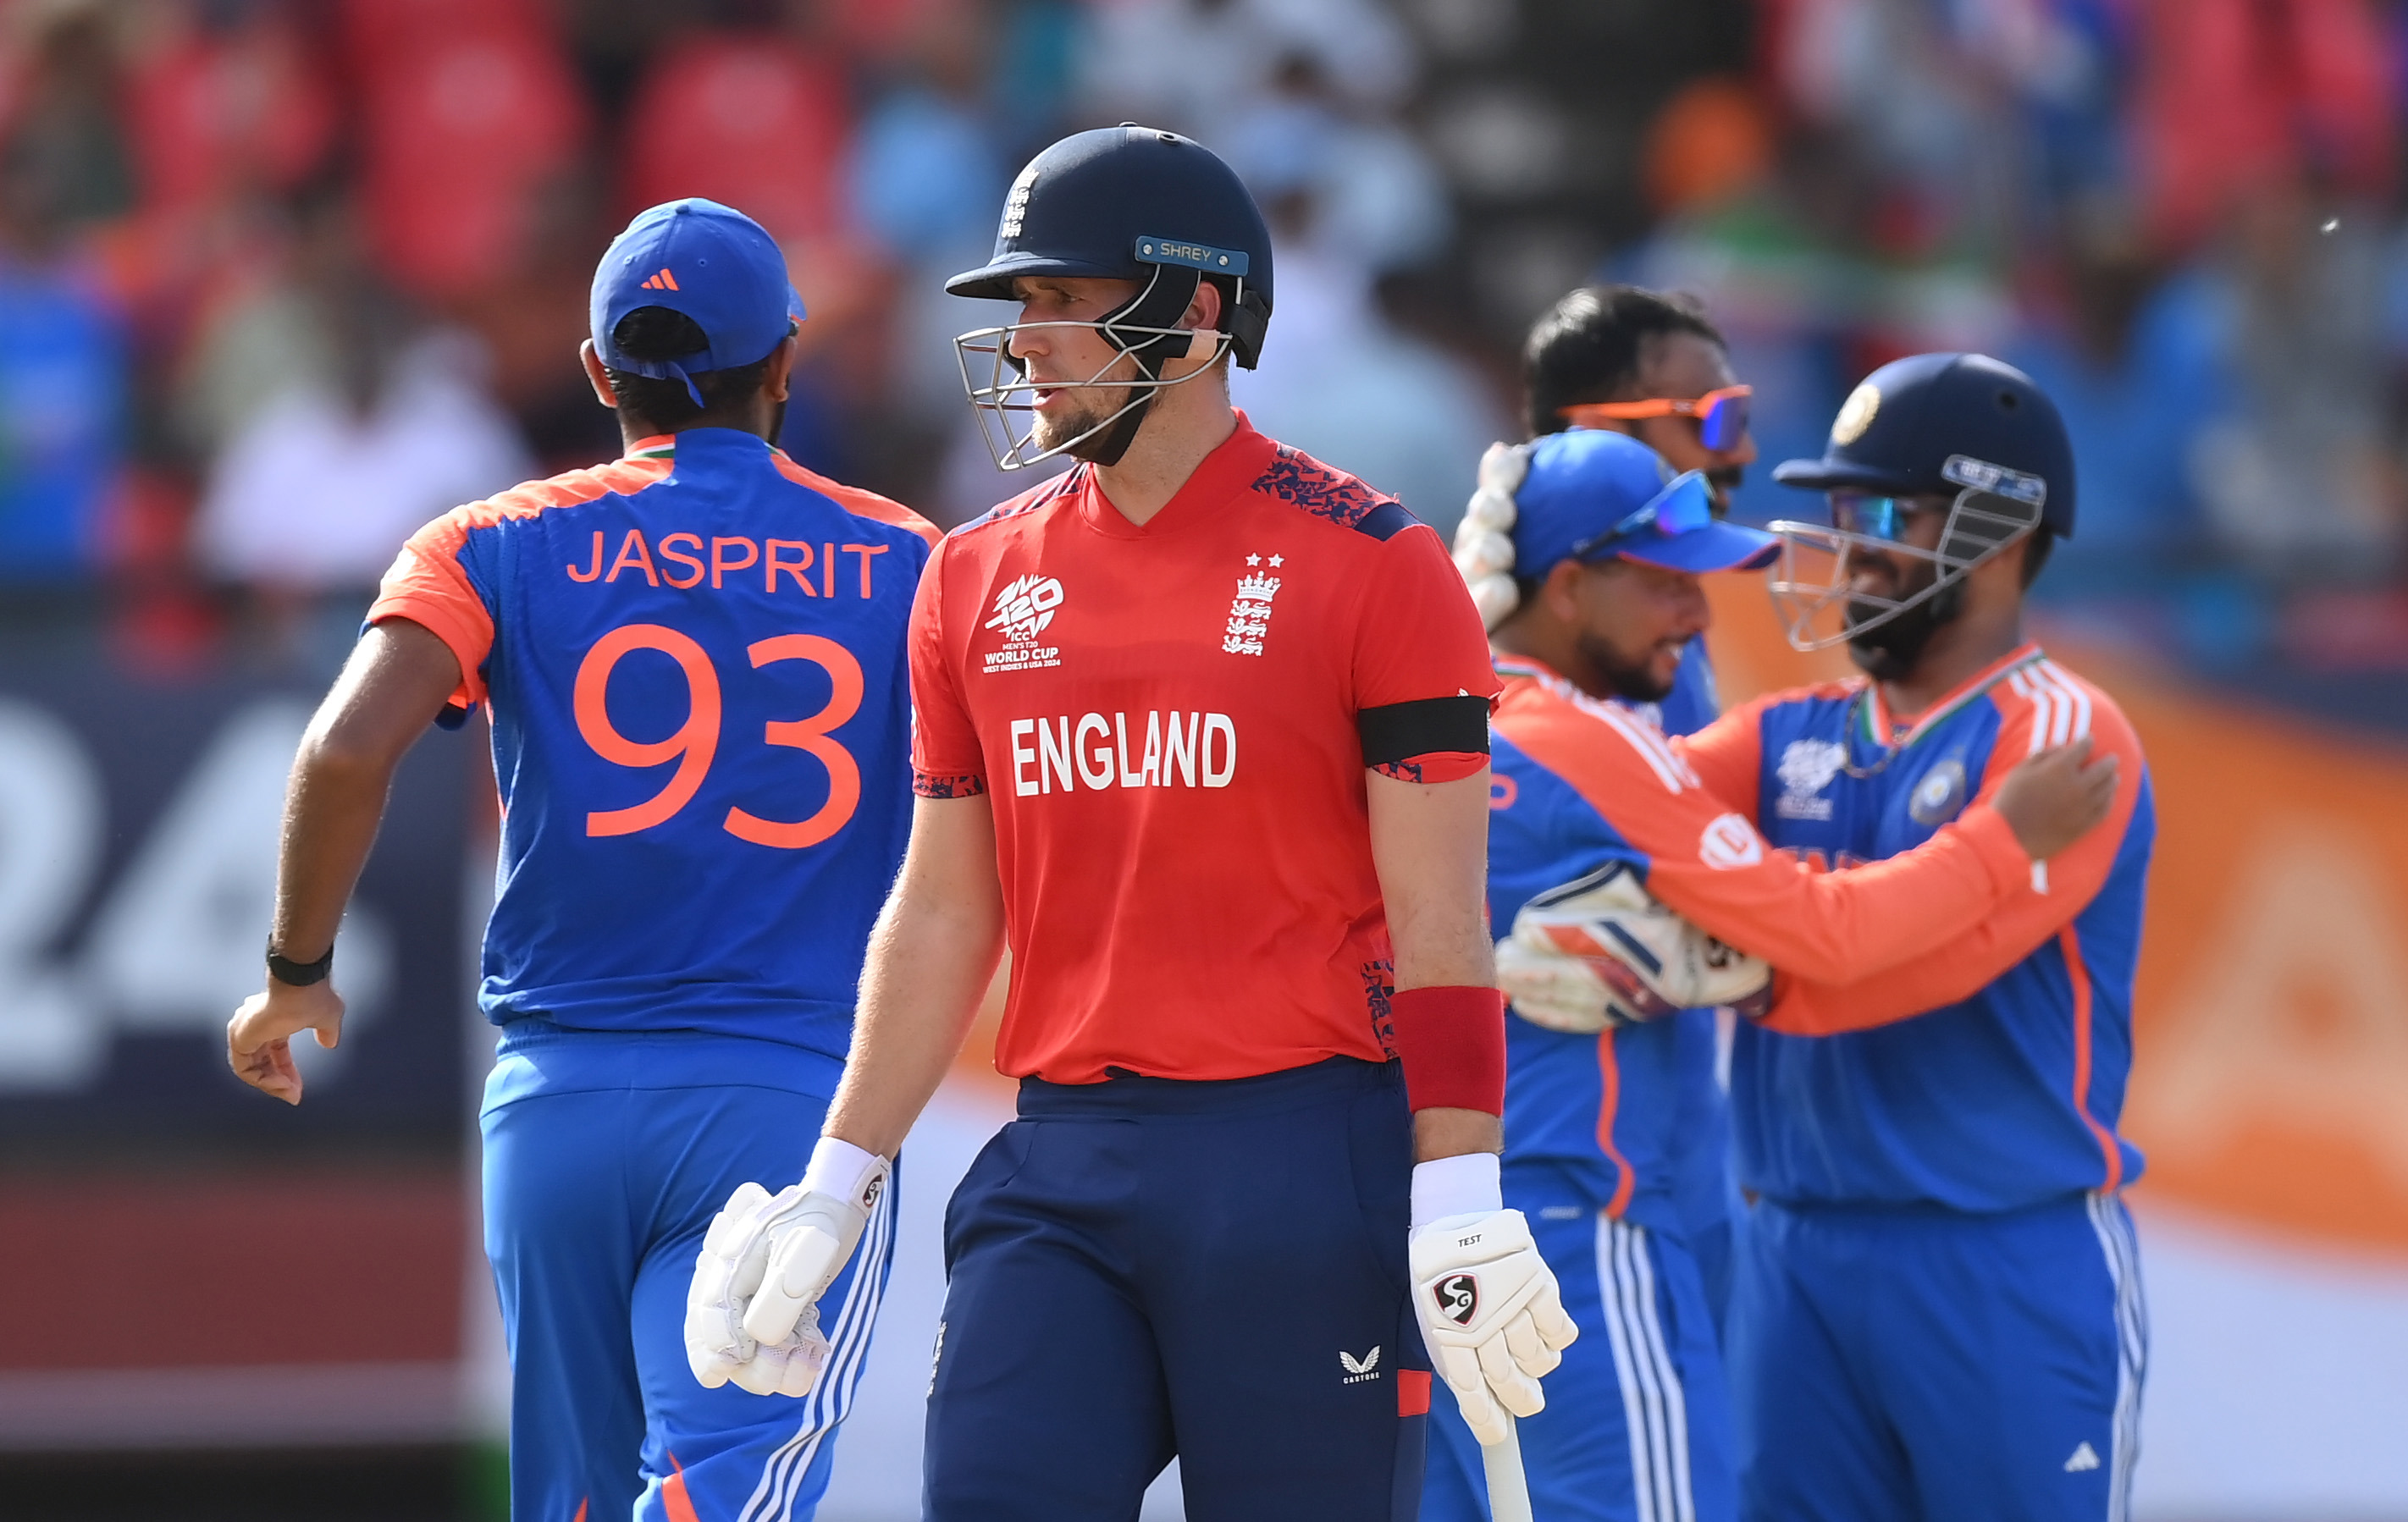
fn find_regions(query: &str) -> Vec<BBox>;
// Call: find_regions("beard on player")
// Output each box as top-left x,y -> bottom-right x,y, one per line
1035,383 -> 1141,462
1843,551 -> 1954,682
1578,626 -> 1682,705
1025,333 -> 1153,463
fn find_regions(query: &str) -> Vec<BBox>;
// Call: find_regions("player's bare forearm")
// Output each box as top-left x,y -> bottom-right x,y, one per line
823,793 -> 1007,1158
229,619 -> 458,1103
1414,1106 -> 1504,1163
1367,768 -> 1497,990
273,620 -> 461,957
1367,768 -> 1504,1161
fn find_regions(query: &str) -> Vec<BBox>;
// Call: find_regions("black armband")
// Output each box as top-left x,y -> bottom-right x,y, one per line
1357,694 -> 1491,769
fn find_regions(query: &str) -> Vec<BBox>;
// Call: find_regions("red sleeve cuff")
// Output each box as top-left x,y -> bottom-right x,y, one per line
1389,984 -> 1506,1114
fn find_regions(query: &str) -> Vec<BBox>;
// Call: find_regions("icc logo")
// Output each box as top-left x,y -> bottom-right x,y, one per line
1435,1273 -> 1479,1326
1775,737 -> 1847,822
985,573 -> 1065,645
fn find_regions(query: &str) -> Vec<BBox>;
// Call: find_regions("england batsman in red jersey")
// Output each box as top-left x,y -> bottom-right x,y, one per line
681,127 -> 1577,1519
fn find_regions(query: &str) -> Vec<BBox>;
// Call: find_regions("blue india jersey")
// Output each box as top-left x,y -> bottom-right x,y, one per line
371,427 -> 938,1059
1681,644 -> 2155,1210
1487,646 -> 1729,1241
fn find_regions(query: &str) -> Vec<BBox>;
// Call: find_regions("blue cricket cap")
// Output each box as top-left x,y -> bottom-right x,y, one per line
1512,429 -> 1778,577
591,199 -> 806,408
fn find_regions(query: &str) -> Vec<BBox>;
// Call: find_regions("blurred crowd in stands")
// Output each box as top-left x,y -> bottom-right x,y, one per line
2,0 -> 2405,706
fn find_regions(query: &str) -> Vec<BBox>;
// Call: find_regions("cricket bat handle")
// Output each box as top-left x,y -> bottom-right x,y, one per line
1480,1411 -> 1533,1522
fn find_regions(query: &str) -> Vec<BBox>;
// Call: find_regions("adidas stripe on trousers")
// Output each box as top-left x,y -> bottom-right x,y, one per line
1728,1191 -> 2145,1522
1424,1205 -> 1735,1522
481,1022 -> 894,1522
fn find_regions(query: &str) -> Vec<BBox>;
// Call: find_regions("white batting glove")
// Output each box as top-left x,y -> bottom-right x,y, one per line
684,1137 -> 888,1398
1408,1154 -> 1578,1447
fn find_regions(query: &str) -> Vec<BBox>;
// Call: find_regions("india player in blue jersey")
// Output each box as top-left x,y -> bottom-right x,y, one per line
229,200 -> 937,1522
1670,353 -> 2151,1521
1427,428 -> 2112,1522
1519,284 -> 1761,1313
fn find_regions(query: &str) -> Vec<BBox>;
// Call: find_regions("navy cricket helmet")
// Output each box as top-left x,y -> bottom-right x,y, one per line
1773,351 -> 2076,537
947,124 -> 1273,365
1765,353 -> 2075,654
947,125 -> 1276,470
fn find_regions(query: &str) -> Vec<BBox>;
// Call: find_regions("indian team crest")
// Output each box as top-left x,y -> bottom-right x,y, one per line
1831,381 -> 1881,445
982,572 -> 1065,674
1908,758 -> 1969,825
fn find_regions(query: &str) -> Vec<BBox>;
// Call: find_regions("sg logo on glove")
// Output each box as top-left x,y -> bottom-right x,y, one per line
1410,1207 -> 1578,1448
1435,1272 -> 1479,1326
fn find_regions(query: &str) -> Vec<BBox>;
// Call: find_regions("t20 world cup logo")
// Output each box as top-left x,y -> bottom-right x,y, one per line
985,574 -> 1065,645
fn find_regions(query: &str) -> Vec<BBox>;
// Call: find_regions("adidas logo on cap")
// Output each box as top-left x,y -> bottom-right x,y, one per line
639,267 -> 680,291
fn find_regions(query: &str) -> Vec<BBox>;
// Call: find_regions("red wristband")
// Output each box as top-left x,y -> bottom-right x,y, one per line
1389,984 -> 1506,1116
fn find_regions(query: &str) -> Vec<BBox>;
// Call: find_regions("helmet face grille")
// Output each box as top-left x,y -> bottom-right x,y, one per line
953,321 -> 1237,473
1765,488 -> 2041,653
951,255 -> 1263,471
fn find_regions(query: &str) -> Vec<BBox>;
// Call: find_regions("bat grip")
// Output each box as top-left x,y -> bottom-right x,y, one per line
1480,1410 -> 1534,1522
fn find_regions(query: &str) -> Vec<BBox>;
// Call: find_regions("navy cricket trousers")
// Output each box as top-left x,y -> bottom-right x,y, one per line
925,1055 -> 1434,1522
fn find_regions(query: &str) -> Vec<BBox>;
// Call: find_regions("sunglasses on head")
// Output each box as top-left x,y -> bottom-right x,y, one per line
1567,471 -> 1716,561
1561,384 -> 1754,453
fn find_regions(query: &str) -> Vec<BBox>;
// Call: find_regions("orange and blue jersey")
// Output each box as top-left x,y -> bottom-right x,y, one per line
1614,634 -> 1724,1244
1486,654 -> 2041,1232
1628,634 -> 1740,1326
1678,643 -> 2154,1211
367,426 -> 939,1060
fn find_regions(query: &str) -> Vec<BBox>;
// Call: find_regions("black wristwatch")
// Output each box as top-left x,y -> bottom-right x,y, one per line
267,941 -> 334,987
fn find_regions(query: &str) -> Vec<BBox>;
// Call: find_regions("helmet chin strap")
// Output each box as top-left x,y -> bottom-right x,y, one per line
1069,262 -> 1207,467
1069,393 -> 1153,467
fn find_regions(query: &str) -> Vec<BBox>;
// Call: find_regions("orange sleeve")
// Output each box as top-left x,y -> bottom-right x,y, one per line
907,541 -> 986,797
367,514 -> 493,713
1760,670 -> 2147,1035
1673,694 -> 1776,820
772,453 -> 942,547
1500,693 -> 2031,984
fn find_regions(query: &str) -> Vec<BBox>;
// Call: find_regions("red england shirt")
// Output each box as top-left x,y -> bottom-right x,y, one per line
910,416 -> 1499,1084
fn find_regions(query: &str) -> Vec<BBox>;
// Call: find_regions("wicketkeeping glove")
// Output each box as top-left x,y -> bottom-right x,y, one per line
684,1138 -> 888,1398
1411,1206 -> 1579,1446
1496,862 -> 1772,1034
